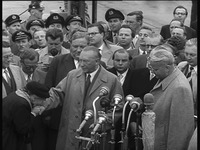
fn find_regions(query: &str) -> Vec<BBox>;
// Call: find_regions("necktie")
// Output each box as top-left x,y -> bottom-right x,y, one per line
186,66 -> 194,79
4,69 -> 11,87
85,74 -> 91,94
27,75 -> 32,83
118,74 -> 123,85
113,33 -> 118,44
143,51 -> 146,55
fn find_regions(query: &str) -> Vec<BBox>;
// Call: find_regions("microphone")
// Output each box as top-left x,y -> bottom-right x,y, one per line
99,86 -> 109,97
113,94 -> 122,106
144,93 -> 154,106
76,110 -> 93,133
122,95 -> 135,128
129,97 -> 143,112
93,87 -> 110,124
91,113 -> 108,134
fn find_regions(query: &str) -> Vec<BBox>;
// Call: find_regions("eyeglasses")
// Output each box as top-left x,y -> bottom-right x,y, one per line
3,54 -> 14,59
145,44 -> 158,48
87,32 -> 100,37
175,12 -> 186,16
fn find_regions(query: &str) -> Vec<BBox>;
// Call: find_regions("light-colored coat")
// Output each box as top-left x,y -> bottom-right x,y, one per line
150,68 -> 194,150
46,66 -> 124,150
101,40 -> 122,69
2,64 -> 26,98
37,46 -> 70,64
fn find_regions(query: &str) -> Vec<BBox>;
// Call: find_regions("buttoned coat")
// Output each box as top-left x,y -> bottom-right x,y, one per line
48,66 -> 124,150
150,68 -> 194,150
2,64 -> 26,98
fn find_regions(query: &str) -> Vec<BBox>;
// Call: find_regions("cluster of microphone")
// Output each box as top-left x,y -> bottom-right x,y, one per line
75,86 -> 154,150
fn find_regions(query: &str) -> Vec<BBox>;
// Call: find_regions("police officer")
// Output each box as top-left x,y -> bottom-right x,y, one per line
105,8 -> 125,44
21,1 -> 44,31
63,15 -> 84,49
12,30 -> 32,56
4,14 -> 22,55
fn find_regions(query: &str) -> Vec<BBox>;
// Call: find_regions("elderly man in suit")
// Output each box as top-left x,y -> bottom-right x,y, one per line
42,29 -> 89,150
148,48 -> 194,150
87,22 -> 122,69
130,33 -> 164,70
38,46 -> 124,150
2,42 -> 26,98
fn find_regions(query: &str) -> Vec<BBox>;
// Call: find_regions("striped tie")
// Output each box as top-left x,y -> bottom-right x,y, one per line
4,69 -> 11,87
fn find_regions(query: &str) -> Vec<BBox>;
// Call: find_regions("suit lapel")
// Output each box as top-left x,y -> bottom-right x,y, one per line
88,67 -> 107,96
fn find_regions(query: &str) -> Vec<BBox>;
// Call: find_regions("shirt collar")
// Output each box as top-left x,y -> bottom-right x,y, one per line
117,69 -> 129,77
88,65 -> 100,82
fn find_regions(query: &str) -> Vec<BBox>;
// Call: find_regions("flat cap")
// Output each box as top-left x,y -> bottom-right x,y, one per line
26,19 -> 45,30
45,13 -> 65,28
65,15 -> 83,26
4,14 -> 21,27
26,81 -> 50,98
12,30 -> 32,42
28,1 -> 44,11
105,8 -> 124,21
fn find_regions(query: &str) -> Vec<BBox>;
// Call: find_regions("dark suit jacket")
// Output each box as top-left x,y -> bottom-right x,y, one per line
128,48 -> 140,59
130,54 -> 148,70
3,92 -> 35,150
108,67 -> 154,150
160,24 -> 196,40
106,31 -> 114,43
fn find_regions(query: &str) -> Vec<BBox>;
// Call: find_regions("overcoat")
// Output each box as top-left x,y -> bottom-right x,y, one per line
150,68 -> 194,150
46,66 -> 124,150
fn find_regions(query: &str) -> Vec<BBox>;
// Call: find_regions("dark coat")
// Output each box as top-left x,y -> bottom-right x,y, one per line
108,67 -> 153,150
3,92 -> 34,150
160,24 -> 196,40
130,54 -> 148,70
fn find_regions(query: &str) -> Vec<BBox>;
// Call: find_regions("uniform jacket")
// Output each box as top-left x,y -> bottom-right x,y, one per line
160,24 -> 196,40
2,64 -> 26,98
150,68 -> 194,150
45,66 -> 124,150
101,40 -> 122,69
3,91 -> 35,150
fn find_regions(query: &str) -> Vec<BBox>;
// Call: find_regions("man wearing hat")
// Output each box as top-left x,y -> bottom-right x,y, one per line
2,41 -> 26,98
63,15 -> 84,49
4,14 -> 22,55
26,19 -> 45,36
12,30 -> 32,56
105,8 -> 125,44
3,81 -> 49,150
21,1 -> 44,31
45,13 -> 65,32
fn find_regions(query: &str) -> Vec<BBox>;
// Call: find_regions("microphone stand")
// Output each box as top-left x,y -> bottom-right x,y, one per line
135,111 -> 141,150
118,100 -> 130,150
108,105 -> 116,150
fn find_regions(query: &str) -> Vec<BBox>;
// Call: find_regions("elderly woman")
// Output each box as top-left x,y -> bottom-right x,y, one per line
2,81 -> 50,150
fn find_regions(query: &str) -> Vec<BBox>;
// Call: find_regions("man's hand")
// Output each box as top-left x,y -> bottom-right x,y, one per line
31,106 -> 46,116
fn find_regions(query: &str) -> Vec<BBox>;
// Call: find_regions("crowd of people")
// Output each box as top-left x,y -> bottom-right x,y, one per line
2,1 -> 197,150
